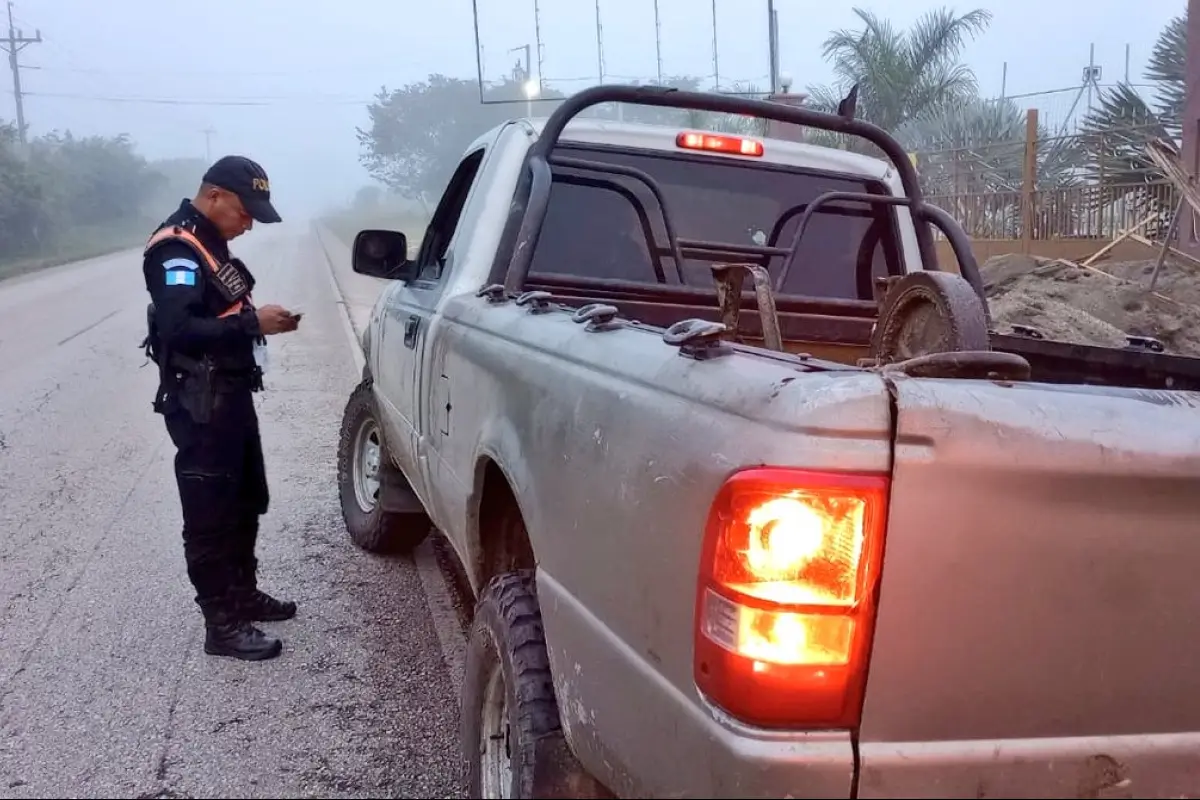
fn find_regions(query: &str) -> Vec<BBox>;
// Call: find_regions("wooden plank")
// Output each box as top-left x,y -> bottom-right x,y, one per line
1079,212 -> 1159,267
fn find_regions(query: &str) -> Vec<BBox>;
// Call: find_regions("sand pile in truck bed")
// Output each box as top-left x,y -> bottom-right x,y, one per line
980,252 -> 1200,358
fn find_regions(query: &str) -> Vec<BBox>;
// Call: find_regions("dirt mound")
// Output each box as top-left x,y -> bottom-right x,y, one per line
980,252 -> 1200,357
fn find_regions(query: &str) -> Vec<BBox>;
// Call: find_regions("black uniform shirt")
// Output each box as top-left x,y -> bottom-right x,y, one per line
142,199 -> 262,371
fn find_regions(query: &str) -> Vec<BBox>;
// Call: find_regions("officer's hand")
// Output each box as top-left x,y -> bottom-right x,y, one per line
257,305 -> 299,335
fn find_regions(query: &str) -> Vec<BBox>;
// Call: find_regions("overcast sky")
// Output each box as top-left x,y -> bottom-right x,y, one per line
2,0 -> 1187,219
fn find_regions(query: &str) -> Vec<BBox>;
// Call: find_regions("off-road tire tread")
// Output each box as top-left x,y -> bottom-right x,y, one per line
464,568 -> 612,798
466,570 -> 559,796
336,378 -> 429,554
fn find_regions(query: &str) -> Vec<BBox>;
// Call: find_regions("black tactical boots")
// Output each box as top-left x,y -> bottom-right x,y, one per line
241,588 -> 297,622
195,561 -> 296,661
234,558 -> 298,622
203,610 -> 284,661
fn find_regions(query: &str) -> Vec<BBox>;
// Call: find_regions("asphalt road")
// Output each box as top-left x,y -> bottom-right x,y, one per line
0,225 -> 467,799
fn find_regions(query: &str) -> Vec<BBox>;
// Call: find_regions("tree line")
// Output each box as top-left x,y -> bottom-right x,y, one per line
0,121 -> 205,265
355,4 -> 1187,211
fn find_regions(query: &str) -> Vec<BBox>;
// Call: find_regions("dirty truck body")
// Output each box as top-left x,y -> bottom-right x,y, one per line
338,85 -> 1200,798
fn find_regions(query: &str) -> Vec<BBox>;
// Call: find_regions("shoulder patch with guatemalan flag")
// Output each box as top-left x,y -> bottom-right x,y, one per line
165,269 -> 197,286
163,256 -> 200,287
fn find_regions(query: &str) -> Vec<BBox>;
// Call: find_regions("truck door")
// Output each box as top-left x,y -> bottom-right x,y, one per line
376,149 -> 486,505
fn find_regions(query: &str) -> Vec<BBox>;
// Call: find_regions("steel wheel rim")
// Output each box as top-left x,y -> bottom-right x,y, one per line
352,417 -> 382,513
480,661 -> 513,798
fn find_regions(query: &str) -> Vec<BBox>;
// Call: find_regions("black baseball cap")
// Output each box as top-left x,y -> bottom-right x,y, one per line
202,155 -> 282,224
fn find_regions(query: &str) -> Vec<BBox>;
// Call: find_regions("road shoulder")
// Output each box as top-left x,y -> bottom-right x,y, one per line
310,219 -> 468,704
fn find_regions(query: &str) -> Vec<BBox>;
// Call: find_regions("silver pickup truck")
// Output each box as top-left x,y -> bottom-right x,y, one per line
335,85 -> 1200,799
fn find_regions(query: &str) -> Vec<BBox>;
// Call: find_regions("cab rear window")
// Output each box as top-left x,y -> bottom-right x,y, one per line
527,144 -> 903,301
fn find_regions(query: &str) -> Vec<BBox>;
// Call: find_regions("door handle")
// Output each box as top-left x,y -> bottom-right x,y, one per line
403,315 -> 420,349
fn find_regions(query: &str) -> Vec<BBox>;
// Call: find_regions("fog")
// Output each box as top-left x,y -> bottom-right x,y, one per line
4,0 -> 1186,221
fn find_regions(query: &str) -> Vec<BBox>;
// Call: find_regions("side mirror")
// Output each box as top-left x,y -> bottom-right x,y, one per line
352,229 -> 417,281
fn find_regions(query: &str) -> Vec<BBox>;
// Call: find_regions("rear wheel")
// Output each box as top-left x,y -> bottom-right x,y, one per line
462,568 -> 612,799
336,379 -> 429,554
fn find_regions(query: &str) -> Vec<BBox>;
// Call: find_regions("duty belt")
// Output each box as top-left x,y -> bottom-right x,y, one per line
167,352 -> 263,393
212,368 -> 264,393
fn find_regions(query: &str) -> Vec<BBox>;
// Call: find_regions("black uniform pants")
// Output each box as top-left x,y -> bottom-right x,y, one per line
164,387 -> 270,618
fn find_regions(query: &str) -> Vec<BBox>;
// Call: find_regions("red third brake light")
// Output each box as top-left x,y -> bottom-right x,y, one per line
676,131 -> 764,157
694,468 -> 889,729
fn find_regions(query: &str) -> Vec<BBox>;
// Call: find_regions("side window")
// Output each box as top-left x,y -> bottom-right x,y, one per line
412,148 -> 486,285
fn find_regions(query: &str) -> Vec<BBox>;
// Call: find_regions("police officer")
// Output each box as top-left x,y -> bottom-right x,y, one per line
142,155 -> 300,661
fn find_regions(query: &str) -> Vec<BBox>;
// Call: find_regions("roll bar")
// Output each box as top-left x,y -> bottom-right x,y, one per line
487,83 -> 983,302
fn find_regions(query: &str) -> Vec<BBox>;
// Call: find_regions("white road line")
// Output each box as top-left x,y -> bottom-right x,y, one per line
310,220 -> 465,701
312,222 -> 365,378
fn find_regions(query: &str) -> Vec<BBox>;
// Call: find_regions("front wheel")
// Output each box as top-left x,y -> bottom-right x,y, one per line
462,569 -> 612,799
336,378 -> 429,554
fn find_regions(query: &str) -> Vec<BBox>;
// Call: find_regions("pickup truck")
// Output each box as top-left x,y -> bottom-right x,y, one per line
335,84 -> 1200,799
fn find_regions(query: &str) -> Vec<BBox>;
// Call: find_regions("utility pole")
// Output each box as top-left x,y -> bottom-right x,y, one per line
509,45 -> 532,116
531,0 -> 544,93
711,0 -> 720,90
201,127 -> 215,162
653,0 -> 663,85
2,0 -> 41,144
594,0 -> 605,84
1084,43 -> 1099,115
509,44 -> 531,81
767,0 -> 780,95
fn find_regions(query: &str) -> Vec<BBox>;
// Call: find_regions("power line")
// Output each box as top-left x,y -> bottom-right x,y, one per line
12,89 -> 362,106
2,71 -> 769,109
18,62 -> 438,78
1,0 -> 41,143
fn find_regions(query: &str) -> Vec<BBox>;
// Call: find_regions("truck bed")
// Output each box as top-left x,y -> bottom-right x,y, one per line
527,273 -> 1200,392
445,282 -> 1200,798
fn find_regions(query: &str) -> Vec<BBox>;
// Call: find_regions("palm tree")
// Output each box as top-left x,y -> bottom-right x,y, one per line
805,7 -> 993,140
1082,11 -> 1186,146
894,97 -> 1084,236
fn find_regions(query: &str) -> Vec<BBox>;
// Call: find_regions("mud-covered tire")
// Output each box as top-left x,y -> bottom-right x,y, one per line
462,569 -> 612,799
336,378 -> 429,554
